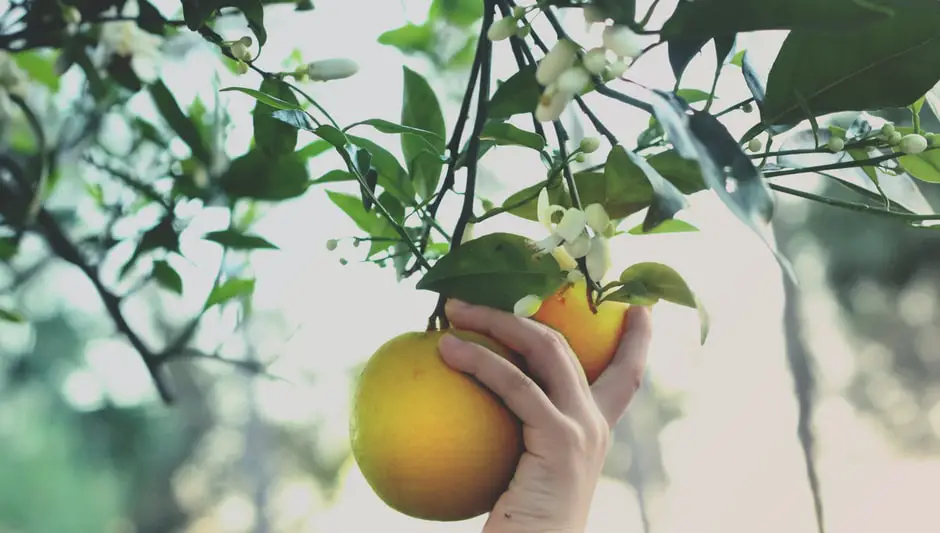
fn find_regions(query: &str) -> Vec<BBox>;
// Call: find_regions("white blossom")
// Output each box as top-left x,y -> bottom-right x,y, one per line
582,47 -> 608,75
556,66 -> 591,95
564,231 -> 592,258
585,234 -> 612,281
536,39 -> 578,86
602,25 -> 644,59
535,86 -> 572,122
584,203 -> 610,234
99,20 -> 163,83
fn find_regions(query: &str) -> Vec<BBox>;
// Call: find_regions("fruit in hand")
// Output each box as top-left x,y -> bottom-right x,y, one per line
532,279 -> 630,384
350,329 -> 524,521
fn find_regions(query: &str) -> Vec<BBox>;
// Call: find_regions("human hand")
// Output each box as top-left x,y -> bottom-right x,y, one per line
437,299 -> 653,533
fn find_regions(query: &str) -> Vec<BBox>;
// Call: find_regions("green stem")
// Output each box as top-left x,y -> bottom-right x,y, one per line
470,184 -> 545,223
763,153 -> 900,178
769,183 -> 940,222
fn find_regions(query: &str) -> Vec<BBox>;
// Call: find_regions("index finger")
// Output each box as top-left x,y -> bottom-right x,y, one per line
444,299 -> 585,411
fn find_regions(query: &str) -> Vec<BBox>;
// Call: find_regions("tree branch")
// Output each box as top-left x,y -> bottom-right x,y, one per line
428,0 -> 495,330
35,208 -> 175,403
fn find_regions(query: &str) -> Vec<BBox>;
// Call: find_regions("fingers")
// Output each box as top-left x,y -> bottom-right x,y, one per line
438,333 -> 564,429
444,299 -> 585,411
591,305 -> 653,428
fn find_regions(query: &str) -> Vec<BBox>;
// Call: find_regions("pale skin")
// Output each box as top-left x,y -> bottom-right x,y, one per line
438,299 -> 654,533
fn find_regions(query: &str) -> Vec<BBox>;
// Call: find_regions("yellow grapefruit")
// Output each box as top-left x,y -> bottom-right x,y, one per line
532,279 -> 630,384
350,329 -> 524,521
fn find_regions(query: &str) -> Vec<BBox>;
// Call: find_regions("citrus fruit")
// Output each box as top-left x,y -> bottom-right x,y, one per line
350,329 -> 524,522
532,278 -> 630,384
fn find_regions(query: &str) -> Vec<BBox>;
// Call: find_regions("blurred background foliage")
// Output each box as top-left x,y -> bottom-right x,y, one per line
2,0 -> 940,532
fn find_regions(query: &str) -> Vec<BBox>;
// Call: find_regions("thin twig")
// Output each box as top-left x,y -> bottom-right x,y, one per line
428,0 -> 495,330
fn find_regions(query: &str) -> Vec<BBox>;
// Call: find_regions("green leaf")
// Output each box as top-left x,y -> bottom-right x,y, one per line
898,150 -> 940,183
310,169 -> 355,184
429,0 -> 484,26
315,124 -> 349,147
152,260 -> 183,295
253,77 -> 300,156
378,23 -> 435,55
480,121 -> 546,150
0,237 -> 19,261
204,278 -> 256,311
107,55 -> 142,92
347,135 -> 416,204
297,140 -> 332,160
346,118 -> 444,144
416,232 -> 567,312
326,191 -> 398,257
401,67 -> 446,199
12,50 -> 60,92
183,0 -> 266,45
608,145 -> 689,231
660,0 -> 891,41
220,150 -> 309,200
763,7 -> 940,126
203,229 -> 279,249
489,65 -> 540,120
149,81 -> 212,163
221,86 -> 303,110
120,216 -> 180,279
270,109 -> 319,132
591,0 -> 635,25
607,262 -> 710,344
628,219 -> 699,235
501,149 -> 706,223
137,0 -> 168,34
0,307 -> 25,323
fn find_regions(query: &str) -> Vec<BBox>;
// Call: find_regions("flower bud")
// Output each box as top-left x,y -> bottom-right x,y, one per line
516,24 -> 531,38
63,5 -> 82,24
535,87 -> 571,122
514,294 -> 543,317
230,41 -> 251,62
881,123 -> 895,136
602,25 -> 644,59
741,102 -> 754,113
826,137 -> 845,153
556,65 -> 590,95
747,138 -> 762,152
564,231 -> 592,258
574,153 -> 586,163
306,58 -> 359,81
582,47 -> 608,75
605,58 -> 630,79
888,131 -> 902,145
584,203 -> 610,234
235,60 -> 249,75
536,39 -> 578,86
899,133 -> 928,155
580,137 -> 601,154
487,17 -> 518,42
326,238 -> 338,251
339,257 -> 348,265
555,207 -> 588,243
512,6 -> 526,18
238,36 -> 253,47
585,234 -> 611,281
583,5 -> 606,24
